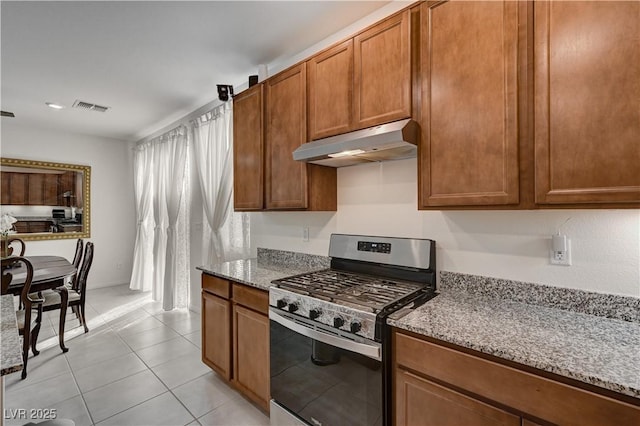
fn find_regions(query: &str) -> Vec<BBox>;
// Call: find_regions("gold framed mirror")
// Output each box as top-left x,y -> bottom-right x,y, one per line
1,157 -> 91,241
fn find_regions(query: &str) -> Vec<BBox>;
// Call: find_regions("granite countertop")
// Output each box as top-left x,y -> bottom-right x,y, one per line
389,272 -> 640,400
15,216 -> 55,221
197,248 -> 330,291
1,295 -> 23,376
198,253 -> 640,400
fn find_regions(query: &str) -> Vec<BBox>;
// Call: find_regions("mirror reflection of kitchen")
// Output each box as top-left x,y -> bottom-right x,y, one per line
1,159 -> 88,237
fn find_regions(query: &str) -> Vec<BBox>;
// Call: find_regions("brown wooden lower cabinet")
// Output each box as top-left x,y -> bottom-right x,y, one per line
394,330 -> 640,426
14,220 -> 54,233
201,274 -> 270,413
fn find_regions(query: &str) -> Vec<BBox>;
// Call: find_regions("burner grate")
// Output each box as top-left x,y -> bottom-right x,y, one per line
274,269 -> 424,313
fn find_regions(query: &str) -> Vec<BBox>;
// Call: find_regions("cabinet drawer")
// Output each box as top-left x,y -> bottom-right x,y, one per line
394,332 -> 640,426
202,274 -> 231,299
395,368 -> 520,426
232,283 -> 268,315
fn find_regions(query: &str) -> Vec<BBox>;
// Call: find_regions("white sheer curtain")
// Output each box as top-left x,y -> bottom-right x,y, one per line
129,147 -> 154,291
192,102 -> 249,263
152,141 -> 168,302
130,125 -> 190,310
161,126 -> 189,310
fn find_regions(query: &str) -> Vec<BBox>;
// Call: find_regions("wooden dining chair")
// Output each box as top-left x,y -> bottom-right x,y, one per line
8,237 -> 26,256
72,238 -> 83,270
34,242 -> 94,342
68,238 -> 83,290
1,257 -> 44,380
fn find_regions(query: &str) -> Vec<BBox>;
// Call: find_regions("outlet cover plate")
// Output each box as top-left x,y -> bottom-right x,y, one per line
550,239 -> 571,266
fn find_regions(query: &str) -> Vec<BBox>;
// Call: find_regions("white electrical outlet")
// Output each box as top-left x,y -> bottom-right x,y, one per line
302,227 -> 309,242
550,238 -> 571,266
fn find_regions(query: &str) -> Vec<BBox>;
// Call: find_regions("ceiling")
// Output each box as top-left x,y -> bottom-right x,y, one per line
1,1 -> 391,142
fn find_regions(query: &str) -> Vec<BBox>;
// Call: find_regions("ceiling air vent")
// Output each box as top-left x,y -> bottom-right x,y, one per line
72,100 -> 110,113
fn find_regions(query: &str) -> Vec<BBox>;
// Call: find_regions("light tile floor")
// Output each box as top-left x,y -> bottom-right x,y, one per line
3,284 -> 270,426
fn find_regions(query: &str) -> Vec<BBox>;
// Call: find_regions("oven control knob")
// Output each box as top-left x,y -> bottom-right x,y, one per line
309,309 -> 321,320
276,299 -> 287,309
288,303 -> 299,313
333,317 -> 345,328
350,322 -> 362,333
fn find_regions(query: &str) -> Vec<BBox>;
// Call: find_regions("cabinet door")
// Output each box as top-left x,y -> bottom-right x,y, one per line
354,10 -> 411,129
233,304 -> 269,411
58,171 -> 76,206
1,172 -> 10,205
419,1 -> 521,207
29,221 -> 52,233
202,291 -> 231,380
534,1 -> 640,205
265,63 -> 309,209
233,84 -> 264,211
43,174 -> 59,206
13,221 -> 29,233
307,40 -> 354,140
395,368 -> 520,426
27,173 -> 45,205
8,173 -> 28,205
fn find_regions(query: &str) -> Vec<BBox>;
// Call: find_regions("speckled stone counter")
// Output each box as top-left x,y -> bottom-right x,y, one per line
389,272 -> 640,399
15,216 -> 55,221
1,295 -> 23,376
197,248 -> 329,291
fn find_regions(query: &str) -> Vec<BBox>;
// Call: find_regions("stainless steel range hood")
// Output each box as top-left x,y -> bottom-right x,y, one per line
292,118 -> 418,167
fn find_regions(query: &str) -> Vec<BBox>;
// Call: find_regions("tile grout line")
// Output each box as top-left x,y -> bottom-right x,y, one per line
61,348 -> 96,426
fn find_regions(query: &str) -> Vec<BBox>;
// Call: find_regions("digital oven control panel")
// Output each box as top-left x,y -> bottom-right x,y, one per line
357,241 -> 391,254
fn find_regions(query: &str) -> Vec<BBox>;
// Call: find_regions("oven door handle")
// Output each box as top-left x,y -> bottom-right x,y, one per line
269,307 -> 382,361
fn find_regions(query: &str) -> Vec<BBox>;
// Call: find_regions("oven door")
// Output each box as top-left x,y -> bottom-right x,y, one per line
270,307 -> 383,426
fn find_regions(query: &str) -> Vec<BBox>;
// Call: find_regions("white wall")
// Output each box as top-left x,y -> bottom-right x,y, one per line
251,159 -> 640,298
1,122 -> 136,289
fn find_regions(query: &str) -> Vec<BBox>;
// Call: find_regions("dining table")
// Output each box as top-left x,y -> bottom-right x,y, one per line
3,255 -> 77,353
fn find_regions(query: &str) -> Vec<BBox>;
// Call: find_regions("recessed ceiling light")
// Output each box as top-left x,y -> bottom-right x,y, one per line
46,102 -> 65,109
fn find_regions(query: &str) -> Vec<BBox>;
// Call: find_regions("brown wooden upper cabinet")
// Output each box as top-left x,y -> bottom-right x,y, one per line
2,172 -> 28,205
233,83 -> 264,211
533,0 -> 640,205
27,174 -> 45,205
265,63 -> 337,210
58,171 -> 77,206
307,40 -> 354,140
307,10 -> 412,141
355,10 -> 412,129
43,173 -> 58,206
419,0 -> 522,208
0,173 -> 9,205
2,171 -> 65,206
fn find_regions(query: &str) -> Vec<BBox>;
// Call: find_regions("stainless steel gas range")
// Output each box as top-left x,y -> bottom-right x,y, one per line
269,234 -> 436,426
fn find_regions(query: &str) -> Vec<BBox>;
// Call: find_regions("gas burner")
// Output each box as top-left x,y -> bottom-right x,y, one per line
273,269 -> 424,313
